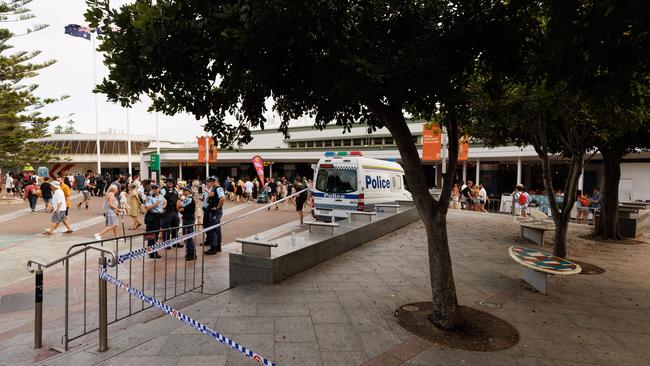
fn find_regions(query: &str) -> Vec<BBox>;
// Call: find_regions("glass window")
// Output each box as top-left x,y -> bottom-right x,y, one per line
315,140 -> 323,147
343,139 -> 352,146
333,140 -> 342,147
353,139 -> 362,146
324,140 -> 332,147
315,169 -> 357,193
298,141 -> 306,148
384,137 -> 394,145
373,138 -> 383,145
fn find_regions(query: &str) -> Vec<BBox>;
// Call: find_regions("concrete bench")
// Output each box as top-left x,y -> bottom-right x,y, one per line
375,204 -> 400,213
305,221 -> 340,235
509,246 -> 581,294
519,222 -> 555,245
349,211 -> 377,223
619,205 -> 641,214
236,238 -> 278,258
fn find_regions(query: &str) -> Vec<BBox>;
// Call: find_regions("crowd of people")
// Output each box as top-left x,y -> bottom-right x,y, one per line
4,169 -> 313,261
450,180 -> 490,212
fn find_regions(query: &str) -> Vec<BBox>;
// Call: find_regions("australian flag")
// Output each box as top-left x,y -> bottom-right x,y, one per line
64,24 -> 92,40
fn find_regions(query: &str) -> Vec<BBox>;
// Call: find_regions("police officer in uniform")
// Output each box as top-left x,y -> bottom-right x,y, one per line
178,185 -> 196,260
160,179 -> 182,248
201,176 -> 215,248
205,177 -> 225,255
144,184 -> 165,259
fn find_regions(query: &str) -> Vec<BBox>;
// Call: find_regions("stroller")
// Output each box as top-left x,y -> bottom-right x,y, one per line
257,189 -> 269,203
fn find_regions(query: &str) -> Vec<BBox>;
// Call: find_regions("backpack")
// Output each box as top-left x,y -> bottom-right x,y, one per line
517,193 -> 527,205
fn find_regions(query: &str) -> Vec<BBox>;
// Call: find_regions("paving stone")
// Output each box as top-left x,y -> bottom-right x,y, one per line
274,316 -> 317,343
276,342 -> 322,366
157,334 -> 231,356
310,306 -> 350,324
214,316 -> 274,334
320,351 -> 368,366
176,355 -> 228,366
314,324 -> 363,352
223,333 -> 274,366
358,330 -> 403,358
256,303 -> 309,316
97,356 -> 179,366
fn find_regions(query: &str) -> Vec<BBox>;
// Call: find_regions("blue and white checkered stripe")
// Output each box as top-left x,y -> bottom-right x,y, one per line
322,165 -> 356,170
315,203 -> 358,211
99,267 -> 276,366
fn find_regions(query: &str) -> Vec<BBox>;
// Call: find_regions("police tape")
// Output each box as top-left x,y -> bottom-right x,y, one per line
111,188 -> 310,265
98,267 -> 276,366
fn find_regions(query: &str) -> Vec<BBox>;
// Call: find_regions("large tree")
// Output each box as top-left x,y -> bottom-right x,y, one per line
0,0 -> 63,169
87,0 -> 530,330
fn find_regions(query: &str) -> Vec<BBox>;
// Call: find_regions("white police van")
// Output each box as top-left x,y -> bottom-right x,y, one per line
312,151 -> 411,220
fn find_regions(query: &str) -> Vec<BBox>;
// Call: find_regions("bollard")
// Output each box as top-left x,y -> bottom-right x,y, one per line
98,256 -> 108,352
34,269 -> 43,349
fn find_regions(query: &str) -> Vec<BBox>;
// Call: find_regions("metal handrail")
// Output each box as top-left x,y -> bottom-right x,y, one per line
27,244 -> 117,273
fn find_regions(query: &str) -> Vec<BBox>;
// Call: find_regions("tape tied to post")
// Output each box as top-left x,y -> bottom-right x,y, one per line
98,268 -> 276,366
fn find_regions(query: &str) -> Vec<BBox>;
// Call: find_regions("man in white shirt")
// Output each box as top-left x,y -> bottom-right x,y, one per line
244,179 -> 254,203
4,174 -> 14,198
42,181 -> 73,235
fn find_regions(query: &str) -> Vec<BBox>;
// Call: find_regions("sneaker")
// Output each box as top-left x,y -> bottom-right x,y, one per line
94,233 -> 102,240
185,254 -> 197,261
149,253 -> 162,259
204,248 -> 219,255
63,230 -> 74,234
41,230 -> 52,236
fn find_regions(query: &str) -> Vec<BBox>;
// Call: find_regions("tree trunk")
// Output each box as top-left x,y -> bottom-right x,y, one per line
598,147 -> 623,240
368,101 -> 460,330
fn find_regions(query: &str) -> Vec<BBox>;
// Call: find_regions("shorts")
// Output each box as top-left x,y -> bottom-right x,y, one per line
296,197 -> 306,212
83,191 -> 91,200
6,188 -> 12,193
43,197 -> 52,204
51,211 -> 66,223
479,199 -> 486,205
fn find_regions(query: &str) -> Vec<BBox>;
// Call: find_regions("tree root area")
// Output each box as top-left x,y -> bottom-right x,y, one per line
394,303 -> 519,352
570,259 -> 606,275
578,234 -> 644,245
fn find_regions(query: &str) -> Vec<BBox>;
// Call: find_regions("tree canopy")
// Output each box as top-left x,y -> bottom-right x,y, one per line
0,0 -> 64,169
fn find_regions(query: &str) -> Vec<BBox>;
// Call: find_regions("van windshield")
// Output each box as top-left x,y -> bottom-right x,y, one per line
316,168 -> 357,194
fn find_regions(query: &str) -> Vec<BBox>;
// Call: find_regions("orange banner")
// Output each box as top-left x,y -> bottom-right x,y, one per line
197,136 -> 218,163
458,136 -> 469,161
422,124 -> 442,161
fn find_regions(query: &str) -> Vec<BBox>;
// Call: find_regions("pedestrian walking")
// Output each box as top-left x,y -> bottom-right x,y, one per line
143,184 -> 165,259
58,176 -> 74,230
127,183 -> 143,229
94,185 -> 122,240
76,174 -> 91,209
178,186 -> 196,260
42,181 -> 73,235
205,177 -> 225,255
23,180 -> 40,212
40,177 -> 54,212
294,177 -> 308,225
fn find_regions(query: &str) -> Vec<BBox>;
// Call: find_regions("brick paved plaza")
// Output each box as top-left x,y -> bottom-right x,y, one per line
1,208 -> 646,365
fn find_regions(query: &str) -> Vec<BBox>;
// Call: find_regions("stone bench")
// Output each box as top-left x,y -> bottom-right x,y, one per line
349,211 -> 377,223
509,246 -> 581,294
519,222 -> 555,245
375,203 -> 400,213
236,238 -> 278,258
305,221 -> 339,235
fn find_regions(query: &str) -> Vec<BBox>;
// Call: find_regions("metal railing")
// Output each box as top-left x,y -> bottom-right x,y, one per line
27,222 -> 207,351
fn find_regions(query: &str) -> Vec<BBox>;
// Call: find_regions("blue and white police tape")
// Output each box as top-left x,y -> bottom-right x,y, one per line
98,267 -> 276,366
112,188 -> 310,265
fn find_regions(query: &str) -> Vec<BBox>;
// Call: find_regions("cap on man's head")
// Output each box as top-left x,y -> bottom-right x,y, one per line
50,181 -> 61,188
151,184 -> 160,189
182,185 -> 192,192
208,176 -> 217,182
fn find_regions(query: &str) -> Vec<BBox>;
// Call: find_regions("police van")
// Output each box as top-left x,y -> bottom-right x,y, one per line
312,151 -> 411,220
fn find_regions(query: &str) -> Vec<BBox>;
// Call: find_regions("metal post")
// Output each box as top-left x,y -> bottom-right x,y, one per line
34,269 -> 43,349
475,159 -> 481,185
205,136 -> 209,178
462,161 -> 467,183
98,256 -> 108,352
517,157 -> 522,185
92,35 -> 102,174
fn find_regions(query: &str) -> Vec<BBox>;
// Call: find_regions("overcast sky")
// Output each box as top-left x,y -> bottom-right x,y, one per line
7,0 -> 313,142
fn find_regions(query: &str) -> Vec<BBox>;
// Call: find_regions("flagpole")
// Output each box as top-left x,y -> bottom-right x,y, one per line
205,135 -> 209,179
155,112 -> 161,182
92,34 -> 101,174
126,108 -> 132,177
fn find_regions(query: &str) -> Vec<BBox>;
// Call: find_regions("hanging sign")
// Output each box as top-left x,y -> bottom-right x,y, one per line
422,123 -> 442,161
251,156 -> 265,183
458,136 -> 469,161
198,137 -> 218,163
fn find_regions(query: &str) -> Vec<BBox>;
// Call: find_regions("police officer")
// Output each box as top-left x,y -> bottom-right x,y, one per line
205,176 -> 225,255
201,176 -> 215,248
160,178 -> 182,248
144,184 -> 165,259
178,185 -> 196,260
